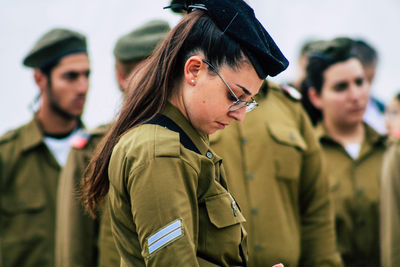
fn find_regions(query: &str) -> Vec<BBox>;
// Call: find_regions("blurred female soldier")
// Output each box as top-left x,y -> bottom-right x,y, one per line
305,38 -> 386,267
381,92 -> 400,267
80,0 -> 288,266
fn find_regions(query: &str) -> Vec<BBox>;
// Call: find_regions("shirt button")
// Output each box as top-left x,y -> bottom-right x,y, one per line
247,173 -> 254,179
290,133 -> 295,141
357,188 -> 364,195
206,151 -> 213,159
241,137 -> 248,144
255,245 -> 263,251
251,208 -> 258,215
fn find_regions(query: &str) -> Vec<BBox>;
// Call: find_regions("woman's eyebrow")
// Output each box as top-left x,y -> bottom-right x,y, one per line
236,84 -> 251,95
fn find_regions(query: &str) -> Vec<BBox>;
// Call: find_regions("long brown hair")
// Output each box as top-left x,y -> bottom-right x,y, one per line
81,10 -> 247,217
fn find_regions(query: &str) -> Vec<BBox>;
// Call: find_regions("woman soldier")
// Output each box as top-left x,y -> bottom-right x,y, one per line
304,38 -> 386,266
81,0 -> 288,266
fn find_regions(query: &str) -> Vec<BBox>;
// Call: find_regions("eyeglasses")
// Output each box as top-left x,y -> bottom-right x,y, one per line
202,59 -> 258,113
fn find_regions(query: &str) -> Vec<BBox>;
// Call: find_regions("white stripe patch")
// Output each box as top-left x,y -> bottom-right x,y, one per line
147,219 -> 184,255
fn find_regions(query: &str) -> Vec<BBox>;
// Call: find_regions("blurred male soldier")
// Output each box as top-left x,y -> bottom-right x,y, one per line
56,20 -> 170,267
210,81 -> 343,267
0,28 -> 90,267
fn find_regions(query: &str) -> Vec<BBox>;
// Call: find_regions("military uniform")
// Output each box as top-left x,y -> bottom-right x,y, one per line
55,19 -> 172,267
0,27 -> 88,267
0,118 -> 61,266
210,81 -> 342,267
108,103 -> 247,266
380,138 -> 400,267
316,122 -> 386,266
56,124 -> 120,267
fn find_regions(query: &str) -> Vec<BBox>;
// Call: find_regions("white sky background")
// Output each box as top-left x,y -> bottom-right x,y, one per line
1,0 -> 399,134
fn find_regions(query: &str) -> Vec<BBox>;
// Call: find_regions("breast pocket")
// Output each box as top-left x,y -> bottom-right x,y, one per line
205,193 -> 245,228
201,192 -> 245,257
267,123 -> 307,181
1,174 -> 47,243
1,184 -> 46,214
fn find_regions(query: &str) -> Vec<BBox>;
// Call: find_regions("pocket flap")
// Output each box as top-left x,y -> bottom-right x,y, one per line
268,123 -> 307,151
1,189 -> 46,213
205,193 -> 245,228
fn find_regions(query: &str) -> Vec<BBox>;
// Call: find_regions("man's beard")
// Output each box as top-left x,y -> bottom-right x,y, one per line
46,83 -> 80,121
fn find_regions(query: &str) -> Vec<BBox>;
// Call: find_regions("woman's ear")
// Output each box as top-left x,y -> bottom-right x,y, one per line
308,87 -> 323,110
184,56 -> 203,86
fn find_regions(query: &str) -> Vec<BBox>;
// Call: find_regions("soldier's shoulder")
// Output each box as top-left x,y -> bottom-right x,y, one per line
268,81 -> 302,102
71,123 -> 111,150
88,123 -> 111,136
0,124 -> 25,146
264,81 -> 306,117
118,124 -> 180,159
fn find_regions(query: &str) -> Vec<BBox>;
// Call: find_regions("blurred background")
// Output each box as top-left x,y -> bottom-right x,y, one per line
1,0 -> 399,134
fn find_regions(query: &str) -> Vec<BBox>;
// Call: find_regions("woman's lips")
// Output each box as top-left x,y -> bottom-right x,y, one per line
216,122 -> 228,129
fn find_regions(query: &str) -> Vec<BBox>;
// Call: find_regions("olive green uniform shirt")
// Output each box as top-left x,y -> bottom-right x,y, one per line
380,138 -> 400,267
210,81 -> 342,267
56,124 -> 120,267
108,103 -> 247,267
0,117 -> 61,267
316,123 -> 385,267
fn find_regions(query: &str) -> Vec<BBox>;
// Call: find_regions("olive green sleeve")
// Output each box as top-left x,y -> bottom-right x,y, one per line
298,111 -> 343,267
127,157 -> 200,266
56,148 -> 99,267
98,196 -> 121,267
380,142 -> 400,267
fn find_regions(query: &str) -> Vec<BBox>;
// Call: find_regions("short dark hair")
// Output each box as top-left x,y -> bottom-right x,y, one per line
306,37 -> 356,94
352,39 -> 378,67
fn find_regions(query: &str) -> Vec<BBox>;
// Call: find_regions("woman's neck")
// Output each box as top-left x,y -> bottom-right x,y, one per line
169,89 -> 188,120
324,119 -> 365,146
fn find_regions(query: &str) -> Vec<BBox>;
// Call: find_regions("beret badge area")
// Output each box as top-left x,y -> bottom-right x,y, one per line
165,0 -> 289,79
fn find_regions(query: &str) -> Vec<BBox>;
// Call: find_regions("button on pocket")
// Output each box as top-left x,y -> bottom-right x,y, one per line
205,193 -> 245,228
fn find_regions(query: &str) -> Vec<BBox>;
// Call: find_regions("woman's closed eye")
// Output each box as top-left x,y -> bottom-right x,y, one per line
227,92 -> 237,101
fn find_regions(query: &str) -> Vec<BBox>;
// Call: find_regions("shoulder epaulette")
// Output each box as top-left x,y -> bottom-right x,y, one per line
71,124 -> 111,149
266,81 -> 302,102
88,123 -> 111,136
146,114 -> 200,154
0,129 -> 19,144
281,84 -> 302,101
71,129 -> 90,149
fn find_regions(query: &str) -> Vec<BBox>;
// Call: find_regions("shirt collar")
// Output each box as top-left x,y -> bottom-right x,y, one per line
20,116 -> 86,152
316,121 -> 386,146
162,102 -> 221,162
20,117 -> 45,152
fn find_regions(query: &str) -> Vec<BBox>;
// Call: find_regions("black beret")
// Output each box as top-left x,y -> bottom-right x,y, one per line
23,28 -> 87,69
165,0 -> 289,79
169,0 -> 187,13
113,20 -> 171,62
